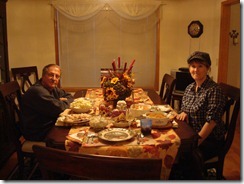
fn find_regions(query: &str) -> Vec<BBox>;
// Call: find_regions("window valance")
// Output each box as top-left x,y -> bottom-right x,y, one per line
50,0 -> 164,21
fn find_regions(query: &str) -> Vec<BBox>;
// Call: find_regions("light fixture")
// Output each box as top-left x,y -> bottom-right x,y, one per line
229,30 -> 239,46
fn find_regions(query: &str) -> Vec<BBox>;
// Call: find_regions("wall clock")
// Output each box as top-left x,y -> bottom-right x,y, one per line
188,20 -> 203,38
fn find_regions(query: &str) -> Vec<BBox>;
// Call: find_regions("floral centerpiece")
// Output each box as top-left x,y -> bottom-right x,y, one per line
101,57 -> 135,103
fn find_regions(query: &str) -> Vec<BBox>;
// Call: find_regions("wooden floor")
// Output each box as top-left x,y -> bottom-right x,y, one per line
222,119 -> 241,180
0,123 -> 241,180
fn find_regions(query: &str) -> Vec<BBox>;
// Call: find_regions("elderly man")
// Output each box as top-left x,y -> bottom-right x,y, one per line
21,64 -> 74,141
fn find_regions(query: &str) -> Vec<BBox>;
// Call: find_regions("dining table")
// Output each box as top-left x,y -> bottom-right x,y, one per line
45,88 -> 198,180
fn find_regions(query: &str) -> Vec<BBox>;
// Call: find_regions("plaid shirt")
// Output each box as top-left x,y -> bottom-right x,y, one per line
181,76 -> 226,140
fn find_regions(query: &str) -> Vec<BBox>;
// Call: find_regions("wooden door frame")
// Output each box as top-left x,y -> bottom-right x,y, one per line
217,0 -> 240,83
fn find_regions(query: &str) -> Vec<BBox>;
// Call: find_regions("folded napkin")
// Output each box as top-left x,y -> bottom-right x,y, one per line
172,120 -> 179,128
66,131 -> 86,144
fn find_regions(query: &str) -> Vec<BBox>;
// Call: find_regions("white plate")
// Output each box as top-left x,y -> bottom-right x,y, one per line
156,105 -> 171,112
62,114 -> 90,125
98,128 -> 135,142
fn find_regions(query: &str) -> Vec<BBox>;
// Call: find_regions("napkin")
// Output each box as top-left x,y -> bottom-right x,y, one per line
66,131 -> 86,144
172,120 -> 179,128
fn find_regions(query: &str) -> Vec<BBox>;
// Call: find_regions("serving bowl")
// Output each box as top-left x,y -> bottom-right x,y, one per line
113,121 -> 129,128
144,111 -> 170,127
89,116 -> 112,132
70,97 -> 92,113
130,103 -> 151,118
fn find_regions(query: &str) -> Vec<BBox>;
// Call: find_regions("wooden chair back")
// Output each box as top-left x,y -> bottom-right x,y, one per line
159,73 -> 176,105
0,81 -> 23,141
219,83 -> 240,154
11,66 -> 39,94
204,82 -> 240,179
32,145 -> 162,180
73,89 -> 87,98
0,81 -> 45,179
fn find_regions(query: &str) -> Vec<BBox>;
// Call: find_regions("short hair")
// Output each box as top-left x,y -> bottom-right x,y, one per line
42,64 -> 61,76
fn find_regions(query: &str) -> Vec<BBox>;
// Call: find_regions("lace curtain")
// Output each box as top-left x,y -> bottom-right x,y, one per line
50,0 -> 163,88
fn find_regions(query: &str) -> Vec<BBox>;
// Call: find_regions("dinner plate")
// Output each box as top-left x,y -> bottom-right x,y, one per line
98,128 -> 135,142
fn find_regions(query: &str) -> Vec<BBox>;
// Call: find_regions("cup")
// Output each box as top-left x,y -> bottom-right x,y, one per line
140,118 -> 152,136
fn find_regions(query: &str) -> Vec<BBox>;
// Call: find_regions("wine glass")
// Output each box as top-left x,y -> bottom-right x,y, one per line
125,109 -> 134,129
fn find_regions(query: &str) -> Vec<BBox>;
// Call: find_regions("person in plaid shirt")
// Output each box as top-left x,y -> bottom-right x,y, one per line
176,51 -> 226,179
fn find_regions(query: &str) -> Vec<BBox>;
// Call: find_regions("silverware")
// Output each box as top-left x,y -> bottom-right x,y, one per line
137,133 -> 140,145
87,133 -> 96,144
137,133 -> 144,145
140,133 -> 144,138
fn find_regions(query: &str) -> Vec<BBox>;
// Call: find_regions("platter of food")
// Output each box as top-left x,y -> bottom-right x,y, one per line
63,114 -> 90,124
56,113 -> 91,126
70,97 -> 93,113
98,128 -> 135,142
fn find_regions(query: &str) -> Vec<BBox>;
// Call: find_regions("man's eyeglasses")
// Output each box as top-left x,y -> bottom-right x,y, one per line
47,73 -> 61,80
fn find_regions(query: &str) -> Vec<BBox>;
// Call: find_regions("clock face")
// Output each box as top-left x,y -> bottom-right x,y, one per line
188,21 -> 203,38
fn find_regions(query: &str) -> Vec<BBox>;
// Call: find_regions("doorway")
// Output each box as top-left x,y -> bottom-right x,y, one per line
218,0 -> 240,88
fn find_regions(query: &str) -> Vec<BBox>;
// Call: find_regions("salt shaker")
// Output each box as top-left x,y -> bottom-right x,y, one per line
116,100 -> 127,110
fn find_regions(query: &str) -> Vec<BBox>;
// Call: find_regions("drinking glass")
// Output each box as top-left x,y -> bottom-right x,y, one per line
125,109 -> 134,129
140,118 -> 152,136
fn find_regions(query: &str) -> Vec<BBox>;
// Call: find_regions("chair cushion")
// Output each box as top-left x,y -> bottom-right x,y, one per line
22,140 -> 46,153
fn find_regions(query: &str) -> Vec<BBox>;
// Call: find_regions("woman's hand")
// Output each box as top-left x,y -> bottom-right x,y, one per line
176,112 -> 188,121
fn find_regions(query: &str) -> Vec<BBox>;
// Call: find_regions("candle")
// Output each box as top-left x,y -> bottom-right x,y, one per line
118,57 -> 120,68
127,59 -> 135,73
112,60 -> 116,71
123,62 -> 127,72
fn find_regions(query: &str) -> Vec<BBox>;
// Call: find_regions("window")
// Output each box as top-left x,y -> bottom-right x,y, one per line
51,0 -> 162,90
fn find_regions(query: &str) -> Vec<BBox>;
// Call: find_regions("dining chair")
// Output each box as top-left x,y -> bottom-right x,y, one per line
73,89 -> 87,98
202,82 -> 240,179
0,81 -> 45,179
159,73 -> 176,105
32,145 -> 162,180
11,66 -> 39,94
